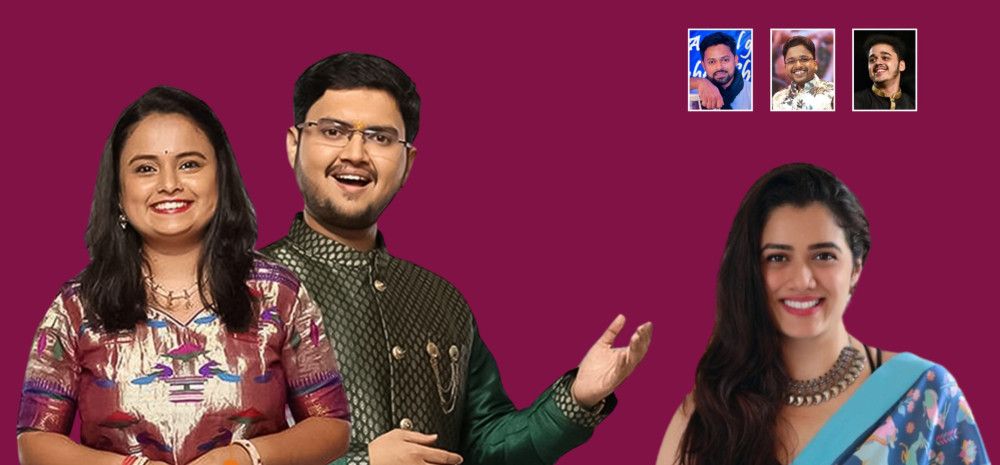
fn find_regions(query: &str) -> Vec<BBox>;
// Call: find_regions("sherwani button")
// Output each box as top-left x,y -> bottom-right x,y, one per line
392,346 -> 406,360
400,418 -> 414,430
373,280 -> 387,292
426,341 -> 440,359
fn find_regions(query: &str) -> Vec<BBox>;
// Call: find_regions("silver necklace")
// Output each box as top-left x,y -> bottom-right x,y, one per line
785,343 -> 865,407
145,275 -> 199,310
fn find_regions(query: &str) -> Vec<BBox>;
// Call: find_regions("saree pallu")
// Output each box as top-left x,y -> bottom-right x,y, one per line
792,353 -> 989,465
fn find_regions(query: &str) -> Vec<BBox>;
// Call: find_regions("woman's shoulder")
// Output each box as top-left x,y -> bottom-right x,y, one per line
877,353 -> 981,430
31,280 -> 87,332
670,391 -> 696,433
46,279 -> 84,312
876,350 -> 965,389
676,391 -> 696,418
877,350 -> 933,369
875,348 -> 900,367
656,391 -> 696,465
904,353 -> 962,385
44,276 -> 81,298
248,255 -> 304,293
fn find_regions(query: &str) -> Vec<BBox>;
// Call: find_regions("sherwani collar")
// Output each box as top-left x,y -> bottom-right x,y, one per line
285,213 -> 387,268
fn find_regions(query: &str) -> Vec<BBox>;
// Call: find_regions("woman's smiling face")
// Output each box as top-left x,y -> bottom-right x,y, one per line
760,202 -> 862,340
119,113 -> 218,247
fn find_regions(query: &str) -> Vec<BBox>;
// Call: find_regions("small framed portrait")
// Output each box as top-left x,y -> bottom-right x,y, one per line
688,28 -> 753,111
853,29 -> 917,111
770,28 -> 835,111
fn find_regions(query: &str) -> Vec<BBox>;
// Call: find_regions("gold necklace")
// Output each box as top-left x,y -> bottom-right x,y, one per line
145,275 -> 200,310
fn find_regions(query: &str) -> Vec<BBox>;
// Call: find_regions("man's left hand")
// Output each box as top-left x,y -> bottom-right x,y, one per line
571,314 -> 652,409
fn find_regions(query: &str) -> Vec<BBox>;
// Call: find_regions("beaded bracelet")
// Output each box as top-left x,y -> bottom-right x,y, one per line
233,439 -> 262,465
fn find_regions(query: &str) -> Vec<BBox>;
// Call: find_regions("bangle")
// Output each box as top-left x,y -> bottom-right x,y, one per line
121,455 -> 149,465
233,439 -> 262,465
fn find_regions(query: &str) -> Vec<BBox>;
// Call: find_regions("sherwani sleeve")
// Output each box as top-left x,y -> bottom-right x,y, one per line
458,322 -> 616,465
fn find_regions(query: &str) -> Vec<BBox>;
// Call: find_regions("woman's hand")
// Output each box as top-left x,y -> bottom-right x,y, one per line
185,444 -> 251,465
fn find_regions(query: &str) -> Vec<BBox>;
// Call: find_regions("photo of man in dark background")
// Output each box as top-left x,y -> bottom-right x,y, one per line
853,29 -> 917,111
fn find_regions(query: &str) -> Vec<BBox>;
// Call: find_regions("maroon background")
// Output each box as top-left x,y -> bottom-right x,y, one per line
3,1 -> 995,463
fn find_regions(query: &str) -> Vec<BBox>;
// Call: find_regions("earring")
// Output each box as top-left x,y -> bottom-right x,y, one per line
118,212 -> 128,230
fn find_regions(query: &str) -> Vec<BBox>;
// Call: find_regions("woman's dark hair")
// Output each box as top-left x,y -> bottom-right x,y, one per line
679,163 -> 871,465
78,86 -> 257,333
293,52 -> 421,143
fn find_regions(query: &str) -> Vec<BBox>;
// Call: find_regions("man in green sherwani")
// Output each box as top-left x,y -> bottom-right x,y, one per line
262,52 -> 653,465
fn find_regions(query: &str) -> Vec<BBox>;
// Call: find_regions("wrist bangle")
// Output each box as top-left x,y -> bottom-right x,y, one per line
121,455 -> 149,465
233,439 -> 262,465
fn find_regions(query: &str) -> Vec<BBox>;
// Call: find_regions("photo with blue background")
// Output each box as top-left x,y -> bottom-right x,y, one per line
689,29 -> 752,83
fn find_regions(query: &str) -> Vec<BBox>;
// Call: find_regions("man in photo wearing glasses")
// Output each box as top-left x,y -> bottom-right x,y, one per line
771,35 -> 835,110
262,52 -> 653,465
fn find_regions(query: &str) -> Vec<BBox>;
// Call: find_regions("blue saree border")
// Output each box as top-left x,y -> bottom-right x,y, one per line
790,352 -> 934,465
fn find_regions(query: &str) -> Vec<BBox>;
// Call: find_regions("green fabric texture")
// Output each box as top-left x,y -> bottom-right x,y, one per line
460,334 -> 616,465
262,214 -> 613,465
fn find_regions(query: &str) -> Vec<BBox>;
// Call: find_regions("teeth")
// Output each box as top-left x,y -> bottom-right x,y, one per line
784,299 -> 819,309
154,201 -> 187,210
336,174 -> 368,182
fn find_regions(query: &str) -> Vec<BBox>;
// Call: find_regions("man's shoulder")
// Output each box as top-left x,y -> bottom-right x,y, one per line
814,78 -> 835,92
899,92 -> 916,109
386,253 -> 467,300
259,236 -> 309,269
260,235 -> 294,257
261,236 -> 470,305
854,87 -> 875,107
733,82 -> 752,109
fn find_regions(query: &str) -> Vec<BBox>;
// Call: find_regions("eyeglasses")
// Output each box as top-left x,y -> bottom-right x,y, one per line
784,56 -> 815,66
296,118 -> 412,155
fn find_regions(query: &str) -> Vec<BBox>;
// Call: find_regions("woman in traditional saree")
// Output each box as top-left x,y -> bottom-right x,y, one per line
655,163 -> 988,465
17,87 -> 351,465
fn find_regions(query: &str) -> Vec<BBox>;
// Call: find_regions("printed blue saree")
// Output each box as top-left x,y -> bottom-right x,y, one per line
792,353 -> 988,465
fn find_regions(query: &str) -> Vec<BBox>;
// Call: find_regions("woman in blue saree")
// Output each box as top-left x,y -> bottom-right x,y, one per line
655,164 -> 988,465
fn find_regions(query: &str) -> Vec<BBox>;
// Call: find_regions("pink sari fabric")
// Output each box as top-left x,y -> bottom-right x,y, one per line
17,259 -> 350,464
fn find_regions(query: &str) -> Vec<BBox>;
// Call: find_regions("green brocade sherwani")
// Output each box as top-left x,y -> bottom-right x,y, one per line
262,214 -> 614,465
